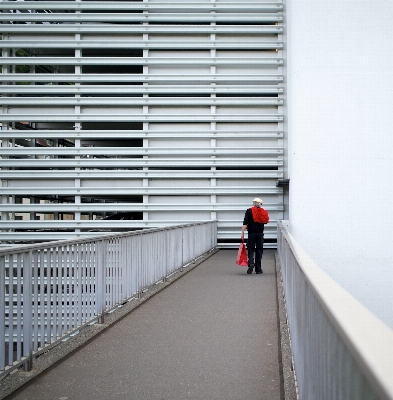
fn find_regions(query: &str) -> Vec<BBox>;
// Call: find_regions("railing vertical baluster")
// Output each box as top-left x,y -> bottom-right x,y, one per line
64,245 -> 70,334
86,243 -> 92,321
91,242 -> 96,320
86,242 -> 90,322
132,235 -> 138,297
118,238 -> 122,303
32,251 -> 38,353
8,255 -> 13,366
96,241 -> 106,324
137,235 -> 142,298
123,237 -> 127,300
81,243 -> 86,325
46,249 -> 52,344
162,230 -> 167,283
107,239 -> 112,307
51,248 -> 57,343
125,237 -> 130,298
0,255 -> 5,371
70,244 -> 76,331
118,239 -> 121,302
22,252 -> 32,371
39,250 -> 45,349
75,244 -> 83,326
122,238 -> 126,299
104,241 -> 108,310
180,227 -> 184,272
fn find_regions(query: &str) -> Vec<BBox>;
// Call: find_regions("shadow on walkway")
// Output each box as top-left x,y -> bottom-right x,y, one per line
7,250 -> 282,400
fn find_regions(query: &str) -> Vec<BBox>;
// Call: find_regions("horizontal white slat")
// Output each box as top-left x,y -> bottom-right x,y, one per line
0,74 -> 283,84
0,113 -> 283,123
1,40 -> 283,50
0,146 -> 282,156
0,85 -> 283,95
0,203 -> 284,213
0,186 -> 283,196
0,2 -> 283,12
1,13 -> 283,24
0,24 -> 283,35
1,56 -> 283,66
2,97 -> 283,107
0,170 -> 284,180
0,130 -> 283,140
0,158 -> 283,168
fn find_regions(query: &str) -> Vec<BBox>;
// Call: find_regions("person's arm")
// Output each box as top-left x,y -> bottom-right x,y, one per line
241,224 -> 247,239
241,209 -> 250,238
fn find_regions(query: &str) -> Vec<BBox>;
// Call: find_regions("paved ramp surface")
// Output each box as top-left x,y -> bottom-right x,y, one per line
8,250 -> 282,400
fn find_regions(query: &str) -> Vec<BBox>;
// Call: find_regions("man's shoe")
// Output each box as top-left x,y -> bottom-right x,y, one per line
256,271 -> 263,274
247,263 -> 255,274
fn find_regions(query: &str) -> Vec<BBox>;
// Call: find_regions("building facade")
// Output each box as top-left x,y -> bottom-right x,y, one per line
0,0 -> 285,248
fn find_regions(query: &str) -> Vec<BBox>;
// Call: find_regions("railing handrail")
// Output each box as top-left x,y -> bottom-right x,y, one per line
278,221 -> 393,400
0,221 -> 215,256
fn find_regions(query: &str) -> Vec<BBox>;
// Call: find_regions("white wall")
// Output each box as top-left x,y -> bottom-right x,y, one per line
286,0 -> 393,329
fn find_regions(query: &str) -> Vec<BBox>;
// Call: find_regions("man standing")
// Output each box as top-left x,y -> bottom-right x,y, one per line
241,198 -> 269,274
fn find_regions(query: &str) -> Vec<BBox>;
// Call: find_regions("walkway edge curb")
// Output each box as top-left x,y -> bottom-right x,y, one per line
0,248 -> 219,400
275,252 -> 298,400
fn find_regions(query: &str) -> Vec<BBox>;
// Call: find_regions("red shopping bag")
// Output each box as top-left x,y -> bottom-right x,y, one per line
236,238 -> 248,266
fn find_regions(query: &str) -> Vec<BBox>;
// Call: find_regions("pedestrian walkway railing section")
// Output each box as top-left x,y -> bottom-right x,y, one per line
0,221 -> 217,378
277,221 -> 393,400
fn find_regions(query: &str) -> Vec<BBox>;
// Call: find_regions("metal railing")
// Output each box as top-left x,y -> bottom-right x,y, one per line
277,221 -> 393,400
0,221 -> 217,377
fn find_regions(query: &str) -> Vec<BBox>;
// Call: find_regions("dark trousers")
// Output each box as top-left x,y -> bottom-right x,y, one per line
247,232 -> 264,273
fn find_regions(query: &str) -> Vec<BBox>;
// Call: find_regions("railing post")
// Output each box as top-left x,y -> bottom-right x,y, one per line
96,241 -> 106,324
22,252 -> 32,371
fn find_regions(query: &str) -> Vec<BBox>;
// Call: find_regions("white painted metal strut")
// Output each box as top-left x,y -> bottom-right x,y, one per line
0,2 -> 283,12
0,85 -> 283,95
1,40 -> 283,51
0,24 -> 283,35
1,13 -> 283,23
0,57 -> 283,66
0,203 -> 284,213
0,170 -> 284,180
0,114 -> 283,123
0,186 -> 283,196
2,97 -> 283,107
0,74 -> 283,84
0,158 -> 283,168
0,130 -> 284,139
0,147 -> 283,156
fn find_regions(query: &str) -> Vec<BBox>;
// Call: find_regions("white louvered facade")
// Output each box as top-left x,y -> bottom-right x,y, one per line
0,0 -> 285,248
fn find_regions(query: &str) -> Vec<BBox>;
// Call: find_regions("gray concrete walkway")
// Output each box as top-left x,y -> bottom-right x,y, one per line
8,250 -> 282,400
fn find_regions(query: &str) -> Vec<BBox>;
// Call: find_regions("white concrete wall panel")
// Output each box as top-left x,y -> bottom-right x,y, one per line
286,0 -> 393,328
